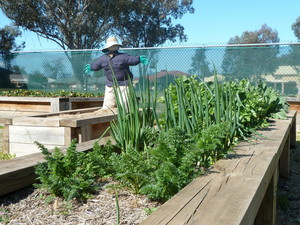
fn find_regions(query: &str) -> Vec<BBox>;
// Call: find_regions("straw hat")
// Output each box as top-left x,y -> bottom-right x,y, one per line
102,37 -> 123,53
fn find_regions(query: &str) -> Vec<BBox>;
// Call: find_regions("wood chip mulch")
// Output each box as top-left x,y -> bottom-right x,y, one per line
0,179 -> 160,225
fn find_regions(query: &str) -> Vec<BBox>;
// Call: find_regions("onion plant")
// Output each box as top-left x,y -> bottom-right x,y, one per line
109,74 -> 160,152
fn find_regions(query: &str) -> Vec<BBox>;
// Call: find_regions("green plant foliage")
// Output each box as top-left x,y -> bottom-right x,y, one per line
140,128 -> 203,201
161,75 -> 288,142
0,89 -> 104,97
110,148 -> 152,194
0,208 -> 10,223
34,139 -> 101,201
33,73 -> 289,204
109,76 -> 159,152
0,152 -> 15,160
195,122 -> 232,168
87,140 -> 116,177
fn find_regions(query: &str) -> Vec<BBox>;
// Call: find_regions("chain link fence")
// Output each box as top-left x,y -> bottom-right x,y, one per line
0,43 -> 299,97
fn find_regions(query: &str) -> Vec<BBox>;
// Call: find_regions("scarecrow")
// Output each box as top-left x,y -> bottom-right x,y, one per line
84,37 -> 148,110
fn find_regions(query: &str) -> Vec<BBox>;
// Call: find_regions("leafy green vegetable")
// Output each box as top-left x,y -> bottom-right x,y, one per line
35,139 -> 101,201
0,89 -> 104,97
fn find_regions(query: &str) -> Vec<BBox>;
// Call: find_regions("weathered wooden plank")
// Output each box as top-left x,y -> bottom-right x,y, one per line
255,166 -> 278,225
70,101 -> 103,110
60,114 -> 117,127
24,107 -> 101,119
2,125 -> 9,154
49,98 -> 62,112
0,117 -> 12,125
12,117 -> 60,126
78,125 -> 91,143
68,97 -> 104,110
0,137 -> 113,196
0,102 -> 51,112
90,122 -> 111,139
0,97 -> 104,113
63,127 -> 73,146
141,111 -> 296,225
9,143 -> 65,157
290,111 -> 297,147
0,97 -> 68,102
68,97 -> 104,103
279,134 -> 290,178
9,125 -> 65,145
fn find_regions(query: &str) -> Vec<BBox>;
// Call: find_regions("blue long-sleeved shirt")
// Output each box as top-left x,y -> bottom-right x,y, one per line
90,51 -> 140,87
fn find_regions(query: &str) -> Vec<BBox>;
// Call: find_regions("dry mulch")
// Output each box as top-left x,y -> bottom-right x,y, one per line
0,179 -> 160,225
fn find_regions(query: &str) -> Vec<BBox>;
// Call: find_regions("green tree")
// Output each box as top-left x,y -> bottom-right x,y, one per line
43,59 -> 69,80
288,17 -> 300,69
113,0 -> 194,48
188,48 -> 212,78
0,25 -> 24,69
27,71 -> 48,89
221,24 -> 280,81
292,16 -> 300,40
0,0 -> 194,86
0,0 -> 114,87
0,1 -> 112,50
112,0 -> 194,78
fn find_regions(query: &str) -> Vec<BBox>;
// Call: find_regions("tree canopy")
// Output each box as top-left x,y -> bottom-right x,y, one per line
0,0 -> 113,50
0,0 -> 194,50
292,16 -> 300,40
221,24 -> 280,81
113,0 -> 194,48
0,25 -> 24,68
0,0 -> 194,87
188,48 -> 212,77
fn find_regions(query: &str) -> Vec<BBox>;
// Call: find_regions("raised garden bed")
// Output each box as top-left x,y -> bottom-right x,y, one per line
0,96 -> 104,113
287,97 -> 300,112
0,111 -> 296,224
0,137 -> 113,196
140,111 -> 296,225
3,107 -> 117,157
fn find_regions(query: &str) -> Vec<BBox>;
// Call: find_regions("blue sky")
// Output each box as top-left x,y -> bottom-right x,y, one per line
1,0 -> 300,51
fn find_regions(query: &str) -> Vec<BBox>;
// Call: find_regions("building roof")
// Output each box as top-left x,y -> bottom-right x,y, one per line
203,75 -> 224,82
262,66 -> 300,83
274,66 -> 300,75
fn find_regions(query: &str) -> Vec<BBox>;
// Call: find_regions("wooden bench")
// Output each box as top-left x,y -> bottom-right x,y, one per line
140,111 -> 296,225
0,137 -> 113,196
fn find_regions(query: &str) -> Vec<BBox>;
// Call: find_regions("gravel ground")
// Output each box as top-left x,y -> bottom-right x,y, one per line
276,134 -> 300,225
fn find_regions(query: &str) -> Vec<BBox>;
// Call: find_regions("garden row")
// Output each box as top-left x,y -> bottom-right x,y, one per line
0,75 -> 292,224
33,75 -> 289,201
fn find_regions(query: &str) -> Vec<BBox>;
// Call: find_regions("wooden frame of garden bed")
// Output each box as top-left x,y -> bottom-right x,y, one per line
0,137 -> 114,196
140,111 -> 297,225
287,98 -> 300,113
0,111 -> 296,225
0,96 -> 104,113
3,107 -> 116,156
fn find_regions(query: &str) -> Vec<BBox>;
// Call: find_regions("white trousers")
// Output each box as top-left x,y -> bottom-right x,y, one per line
102,85 -> 129,110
